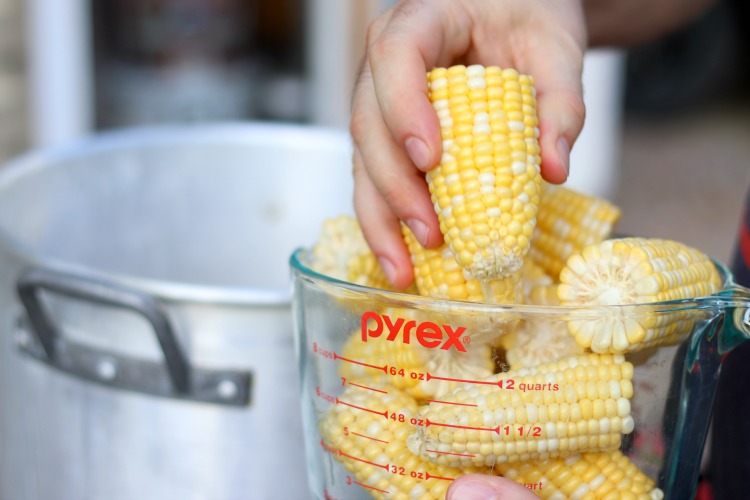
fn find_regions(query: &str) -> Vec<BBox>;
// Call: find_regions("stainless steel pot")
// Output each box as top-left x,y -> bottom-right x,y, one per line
0,123 -> 354,500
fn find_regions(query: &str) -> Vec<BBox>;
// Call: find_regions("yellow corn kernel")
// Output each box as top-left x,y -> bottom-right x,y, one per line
338,318 -> 495,401
403,224 -> 523,304
498,450 -> 664,500
319,385 -> 484,500
407,354 -> 634,468
427,64 -> 542,281
530,184 -> 621,279
558,237 -> 723,353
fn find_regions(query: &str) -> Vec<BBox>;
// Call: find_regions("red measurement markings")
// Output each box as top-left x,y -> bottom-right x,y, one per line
426,399 -> 477,408
320,439 -> 337,455
352,431 -> 389,444
336,397 -> 388,419
348,382 -> 389,394
426,449 -> 476,458
338,450 -> 389,470
334,352 -> 387,373
426,372 -> 503,387
425,419 -> 501,434
425,472 -> 455,482
354,481 -> 389,494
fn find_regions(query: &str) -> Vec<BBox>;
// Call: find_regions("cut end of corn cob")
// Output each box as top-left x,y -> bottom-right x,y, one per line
426,64 -> 542,281
407,353 -> 635,468
558,237 -> 723,353
504,320 -> 584,370
530,184 -> 621,279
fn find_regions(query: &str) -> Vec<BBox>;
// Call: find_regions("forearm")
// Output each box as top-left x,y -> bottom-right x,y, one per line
583,0 -> 720,47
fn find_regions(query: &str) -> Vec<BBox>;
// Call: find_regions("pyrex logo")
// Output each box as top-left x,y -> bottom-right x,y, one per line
360,311 -> 468,352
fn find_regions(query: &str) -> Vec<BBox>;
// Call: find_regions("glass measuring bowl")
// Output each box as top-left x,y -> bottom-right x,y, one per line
290,248 -> 750,500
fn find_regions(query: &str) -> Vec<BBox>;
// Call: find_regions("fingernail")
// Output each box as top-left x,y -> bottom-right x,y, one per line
406,218 -> 430,246
557,137 -> 570,178
448,480 -> 500,500
378,257 -> 397,285
405,137 -> 431,171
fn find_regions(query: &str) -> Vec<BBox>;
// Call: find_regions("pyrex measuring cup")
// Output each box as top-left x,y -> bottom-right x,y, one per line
290,248 -> 750,500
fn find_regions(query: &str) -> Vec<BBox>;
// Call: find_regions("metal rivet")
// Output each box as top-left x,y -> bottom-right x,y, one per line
97,359 -> 117,381
217,380 -> 238,400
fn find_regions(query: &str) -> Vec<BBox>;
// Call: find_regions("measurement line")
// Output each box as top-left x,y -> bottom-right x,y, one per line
354,481 -> 389,494
426,449 -> 476,458
319,439 -> 337,454
352,431 -> 389,444
338,450 -> 389,470
349,382 -> 389,394
426,372 -> 500,386
426,419 -> 499,434
335,353 -> 387,372
336,397 -> 388,418
425,472 -> 455,482
426,399 -> 477,407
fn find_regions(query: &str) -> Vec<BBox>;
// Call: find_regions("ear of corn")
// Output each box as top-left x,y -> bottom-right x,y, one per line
319,385 -> 484,500
498,450 -> 664,500
407,354 -> 635,468
426,65 -> 542,281
403,224 -> 523,304
558,237 -> 723,353
530,184 -> 621,280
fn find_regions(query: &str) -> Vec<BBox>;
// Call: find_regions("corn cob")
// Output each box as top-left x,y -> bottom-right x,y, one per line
498,450 -> 664,500
338,318 -> 495,401
529,184 -> 621,280
311,215 -> 413,292
558,237 -> 722,353
319,385 -> 484,500
426,64 -> 542,281
504,320 -> 583,370
403,224 -> 523,304
407,354 -> 634,468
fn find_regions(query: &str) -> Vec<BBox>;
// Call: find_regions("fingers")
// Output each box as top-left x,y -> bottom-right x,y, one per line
352,148 -> 416,290
351,62 -> 441,289
367,0 -> 471,172
534,60 -> 586,185
523,6 -> 587,184
446,474 -> 542,500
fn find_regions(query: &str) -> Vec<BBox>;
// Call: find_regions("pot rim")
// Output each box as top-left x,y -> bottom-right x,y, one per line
0,122 -> 352,306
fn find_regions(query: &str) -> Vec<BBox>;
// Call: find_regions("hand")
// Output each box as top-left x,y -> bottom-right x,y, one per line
446,474 -> 543,499
351,0 -> 587,289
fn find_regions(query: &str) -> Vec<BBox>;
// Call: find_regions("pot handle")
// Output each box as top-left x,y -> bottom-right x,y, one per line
15,267 -> 251,406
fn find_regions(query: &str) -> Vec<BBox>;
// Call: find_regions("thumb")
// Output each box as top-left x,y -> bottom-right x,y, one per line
446,474 -> 541,499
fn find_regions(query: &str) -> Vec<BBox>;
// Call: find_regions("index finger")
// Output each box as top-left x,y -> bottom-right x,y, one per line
367,0 -> 473,172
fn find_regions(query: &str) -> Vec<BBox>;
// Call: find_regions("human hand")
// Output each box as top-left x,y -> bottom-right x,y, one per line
446,474 -> 543,499
351,0 -> 587,289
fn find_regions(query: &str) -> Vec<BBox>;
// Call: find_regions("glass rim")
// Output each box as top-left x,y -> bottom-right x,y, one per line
290,247 -> 740,316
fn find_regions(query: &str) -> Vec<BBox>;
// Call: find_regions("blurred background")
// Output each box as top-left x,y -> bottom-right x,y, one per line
0,0 -> 748,263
